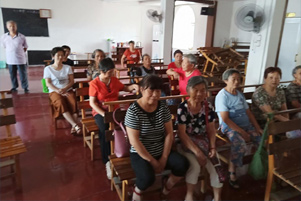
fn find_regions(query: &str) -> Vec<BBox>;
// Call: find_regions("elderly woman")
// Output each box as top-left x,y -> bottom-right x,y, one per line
86,49 -> 106,81
252,67 -> 289,128
216,69 -> 262,189
177,76 -> 223,201
125,75 -> 189,201
166,54 -> 201,95
168,49 -> 183,70
121,40 -> 141,67
89,58 -> 139,179
286,65 -> 301,118
44,47 -> 80,134
135,54 -> 156,76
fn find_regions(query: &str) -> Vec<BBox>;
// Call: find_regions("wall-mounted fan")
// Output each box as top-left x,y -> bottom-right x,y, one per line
146,9 -> 162,23
235,4 -> 266,33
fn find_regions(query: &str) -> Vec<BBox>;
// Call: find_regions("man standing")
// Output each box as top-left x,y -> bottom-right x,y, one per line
1,20 -> 29,93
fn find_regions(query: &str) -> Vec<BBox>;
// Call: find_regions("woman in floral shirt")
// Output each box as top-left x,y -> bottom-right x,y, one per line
177,76 -> 223,201
252,67 -> 289,128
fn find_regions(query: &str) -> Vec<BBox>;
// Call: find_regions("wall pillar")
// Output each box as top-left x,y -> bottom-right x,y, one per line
161,0 -> 175,64
245,0 -> 287,88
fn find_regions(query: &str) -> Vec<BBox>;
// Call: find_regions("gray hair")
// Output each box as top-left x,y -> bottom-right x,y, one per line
186,76 -> 208,93
142,54 -> 150,61
184,54 -> 197,66
292,65 -> 301,76
6,20 -> 17,26
222,68 -> 241,81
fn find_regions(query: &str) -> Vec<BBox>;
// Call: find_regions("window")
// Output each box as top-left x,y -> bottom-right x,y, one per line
173,6 -> 195,50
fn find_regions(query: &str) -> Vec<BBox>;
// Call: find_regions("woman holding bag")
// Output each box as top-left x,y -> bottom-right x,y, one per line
177,76 -> 223,201
125,75 -> 189,201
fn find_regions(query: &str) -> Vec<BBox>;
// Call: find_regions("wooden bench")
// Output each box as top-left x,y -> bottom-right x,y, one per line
103,95 -> 209,201
0,90 -> 27,190
264,109 -> 301,201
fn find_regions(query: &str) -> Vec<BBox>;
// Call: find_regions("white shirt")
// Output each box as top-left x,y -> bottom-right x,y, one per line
43,65 -> 73,93
1,32 -> 28,65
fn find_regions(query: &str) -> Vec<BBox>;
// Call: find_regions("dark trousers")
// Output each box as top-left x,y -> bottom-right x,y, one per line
94,114 -> 110,164
8,64 -> 28,90
130,151 -> 189,191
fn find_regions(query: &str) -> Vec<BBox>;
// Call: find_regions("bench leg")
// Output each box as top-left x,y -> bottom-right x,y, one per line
111,163 -> 116,191
91,132 -> 94,161
14,155 -> 22,191
82,125 -> 86,147
264,158 -> 275,201
122,180 -> 129,201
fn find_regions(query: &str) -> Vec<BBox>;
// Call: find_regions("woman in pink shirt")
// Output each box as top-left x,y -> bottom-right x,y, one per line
166,54 -> 201,95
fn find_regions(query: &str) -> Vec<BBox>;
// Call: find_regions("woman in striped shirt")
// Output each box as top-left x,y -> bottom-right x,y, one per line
125,75 -> 189,201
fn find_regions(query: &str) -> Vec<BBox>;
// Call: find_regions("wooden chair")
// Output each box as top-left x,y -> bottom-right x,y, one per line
264,109 -> 301,201
0,90 -> 27,190
75,87 -> 99,161
103,95 -> 207,201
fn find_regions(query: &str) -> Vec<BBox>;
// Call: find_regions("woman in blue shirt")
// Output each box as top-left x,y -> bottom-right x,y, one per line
215,69 -> 262,189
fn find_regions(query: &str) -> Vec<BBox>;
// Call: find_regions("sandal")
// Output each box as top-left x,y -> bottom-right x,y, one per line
161,175 -> 171,201
71,124 -> 81,136
228,172 -> 240,189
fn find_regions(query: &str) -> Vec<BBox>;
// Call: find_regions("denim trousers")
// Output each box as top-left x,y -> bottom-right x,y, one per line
8,64 -> 28,89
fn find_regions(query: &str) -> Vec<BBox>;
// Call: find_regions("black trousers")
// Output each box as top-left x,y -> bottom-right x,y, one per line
130,151 -> 189,191
94,114 -> 110,164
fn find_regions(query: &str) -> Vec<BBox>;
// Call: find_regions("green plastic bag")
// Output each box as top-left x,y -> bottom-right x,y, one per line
248,113 -> 274,180
41,78 -> 49,93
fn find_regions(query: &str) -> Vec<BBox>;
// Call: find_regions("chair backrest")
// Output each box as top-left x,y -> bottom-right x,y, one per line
268,109 -> 301,156
0,91 -> 15,137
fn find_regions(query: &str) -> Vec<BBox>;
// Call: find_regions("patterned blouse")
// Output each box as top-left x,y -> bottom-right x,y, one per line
86,63 -> 100,80
286,82 -> 301,109
251,86 -> 286,128
176,100 -> 216,137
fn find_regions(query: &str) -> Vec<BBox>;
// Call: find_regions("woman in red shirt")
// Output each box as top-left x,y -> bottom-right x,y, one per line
121,40 -> 141,67
89,58 -> 139,179
166,54 -> 201,95
167,49 -> 183,70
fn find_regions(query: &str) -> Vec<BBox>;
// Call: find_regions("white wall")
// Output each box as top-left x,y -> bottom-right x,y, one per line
0,0 -> 159,62
287,0 -> 301,17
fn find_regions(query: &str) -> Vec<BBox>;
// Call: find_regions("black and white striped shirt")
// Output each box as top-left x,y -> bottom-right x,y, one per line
124,101 -> 171,157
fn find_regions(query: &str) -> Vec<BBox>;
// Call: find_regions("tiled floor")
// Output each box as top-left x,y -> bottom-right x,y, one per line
0,67 -> 287,201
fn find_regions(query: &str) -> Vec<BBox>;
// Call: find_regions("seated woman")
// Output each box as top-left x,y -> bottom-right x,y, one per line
86,49 -> 106,81
121,40 -> 141,68
177,76 -> 223,201
168,49 -> 183,70
252,67 -> 289,128
44,47 -> 80,134
166,54 -> 201,95
135,54 -> 156,76
216,69 -> 262,189
89,58 -> 139,179
50,45 -> 74,66
124,75 -> 189,201
286,65 -> 301,118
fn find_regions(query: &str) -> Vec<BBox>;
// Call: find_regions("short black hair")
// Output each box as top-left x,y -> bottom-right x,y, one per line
99,58 -> 115,73
142,54 -> 150,61
61,45 -> 71,51
51,47 -> 64,57
174,49 -> 183,57
139,75 -> 163,90
264,67 -> 282,79
129,40 -> 135,44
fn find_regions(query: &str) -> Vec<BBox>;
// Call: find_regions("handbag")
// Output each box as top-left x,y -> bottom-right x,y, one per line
113,107 -> 130,158
204,101 -> 227,183
248,113 -> 272,180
